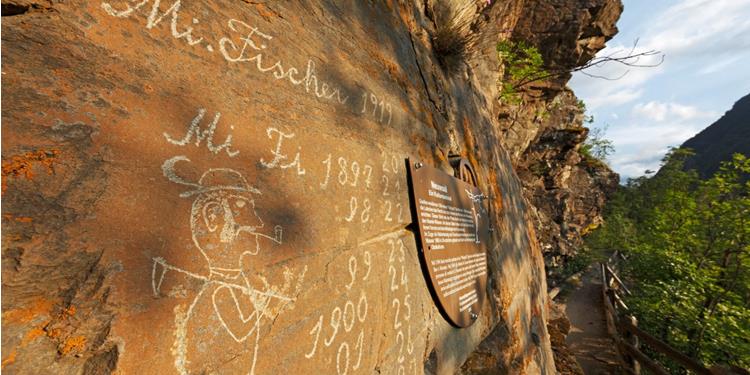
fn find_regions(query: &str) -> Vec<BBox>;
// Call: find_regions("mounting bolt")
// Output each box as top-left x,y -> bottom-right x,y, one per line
470,311 -> 478,320
415,162 -> 423,169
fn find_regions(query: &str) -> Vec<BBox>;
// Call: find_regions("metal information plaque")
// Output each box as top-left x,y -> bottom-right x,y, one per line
407,159 -> 489,328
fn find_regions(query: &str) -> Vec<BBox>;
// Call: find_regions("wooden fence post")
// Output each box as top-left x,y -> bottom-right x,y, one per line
599,259 -> 717,375
626,315 -> 641,375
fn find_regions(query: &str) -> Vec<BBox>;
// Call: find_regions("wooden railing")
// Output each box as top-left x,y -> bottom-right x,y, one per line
600,251 -> 722,375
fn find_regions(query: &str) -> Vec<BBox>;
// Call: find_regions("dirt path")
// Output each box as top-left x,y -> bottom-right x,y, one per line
563,267 -> 622,374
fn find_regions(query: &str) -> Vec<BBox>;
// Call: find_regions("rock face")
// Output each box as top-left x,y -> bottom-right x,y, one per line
515,91 -> 619,276
1,0 -> 620,374
484,0 -> 622,279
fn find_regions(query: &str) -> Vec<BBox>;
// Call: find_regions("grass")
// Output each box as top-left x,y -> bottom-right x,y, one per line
431,1 -> 481,74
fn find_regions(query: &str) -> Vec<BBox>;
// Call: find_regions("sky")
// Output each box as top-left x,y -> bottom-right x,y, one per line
568,0 -> 750,180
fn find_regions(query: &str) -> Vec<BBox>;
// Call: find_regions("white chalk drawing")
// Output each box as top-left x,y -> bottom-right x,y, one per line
163,108 -> 239,157
360,92 -> 393,126
101,0 -> 204,46
343,196 -> 371,223
381,151 -> 401,175
100,1 -> 350,105
220,20 -> 349,104
320,154 -> 374,190
100,1 -> 415,127
305,250 -> 371,374
154,155 -> 305,375
259,127 -> 306,175
380,161 -> 405,224
387,237 -> 415,374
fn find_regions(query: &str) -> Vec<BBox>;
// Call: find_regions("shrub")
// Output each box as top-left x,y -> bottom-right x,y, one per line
496,40 -> 547,103
580,125 -> 614,165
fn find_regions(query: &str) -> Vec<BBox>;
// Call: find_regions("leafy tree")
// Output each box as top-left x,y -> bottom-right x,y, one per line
580,126 -> 615,163
585,150 -> 750,372
496,38 -> 665,103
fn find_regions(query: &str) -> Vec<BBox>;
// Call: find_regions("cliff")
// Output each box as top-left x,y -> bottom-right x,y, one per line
1,0 -> 619,374
482,0 -> 621,280
682,93 -> 750,178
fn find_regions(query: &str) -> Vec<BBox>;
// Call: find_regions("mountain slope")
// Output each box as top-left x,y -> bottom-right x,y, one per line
682,93 -> 750,178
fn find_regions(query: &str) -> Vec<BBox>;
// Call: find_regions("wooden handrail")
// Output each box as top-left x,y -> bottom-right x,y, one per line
619,318 -> 712,375
613,290 -> 629,310
599,263 -> 607,295
605,264 -> 632,295
599,262 -> 717,375
607,250 -> 620,265
619,340 -> 670,375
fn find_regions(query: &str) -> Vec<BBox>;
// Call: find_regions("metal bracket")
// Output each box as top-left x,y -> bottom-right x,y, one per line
449,156 -> 478,187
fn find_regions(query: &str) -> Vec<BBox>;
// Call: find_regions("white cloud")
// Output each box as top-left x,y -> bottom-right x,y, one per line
568,42 -> 665,110
645,0 -> 750,58
590,113 -> 716,179
568,0 -> 750,179
631,101 -> 718,122
608,122 -> 702,148
697,56 -> 742,75
584,88 -> 644,110
611,151 -> 666,178
571,0 -> 750,110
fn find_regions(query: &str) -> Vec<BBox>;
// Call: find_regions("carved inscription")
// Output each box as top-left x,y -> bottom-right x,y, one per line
100,0 -> 400,127
143,102 -> 414,373
156,151 -> 307,375
96,1 -> 426,372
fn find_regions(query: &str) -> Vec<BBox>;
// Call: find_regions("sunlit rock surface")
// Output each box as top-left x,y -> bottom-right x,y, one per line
1,0 -> 620,373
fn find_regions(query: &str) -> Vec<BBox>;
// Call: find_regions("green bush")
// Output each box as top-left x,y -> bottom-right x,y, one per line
496,40 -> 547,103
580,125 -> 614,166
585,150 -> 750,372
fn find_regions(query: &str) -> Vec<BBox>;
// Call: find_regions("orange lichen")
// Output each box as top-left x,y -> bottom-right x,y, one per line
3,300 -> 86,365
249,2 -> 281,22
3,214 -> 33,223
2,298 -> 55,324
487,166 -> 504,207
59,336 -> 87,355
499,284 -> 513,310
380,58 -> 409,91
3,234 -> 24,242
22,328 -> 47,345
461,118 -> 484,188
1,149 -> 60,193
399,98 -> 410,114
62,306 -> 77,317
1,349 -> 18,369
461,117 -> 476,151
46,327 -> 62,339
526,219 -> 542,258
2,326 -> 49,369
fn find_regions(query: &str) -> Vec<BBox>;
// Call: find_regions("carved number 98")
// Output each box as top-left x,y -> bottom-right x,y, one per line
344,197 -> 371,223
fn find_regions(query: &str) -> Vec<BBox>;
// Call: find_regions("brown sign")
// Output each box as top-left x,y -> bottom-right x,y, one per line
407,159 -> 489,328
